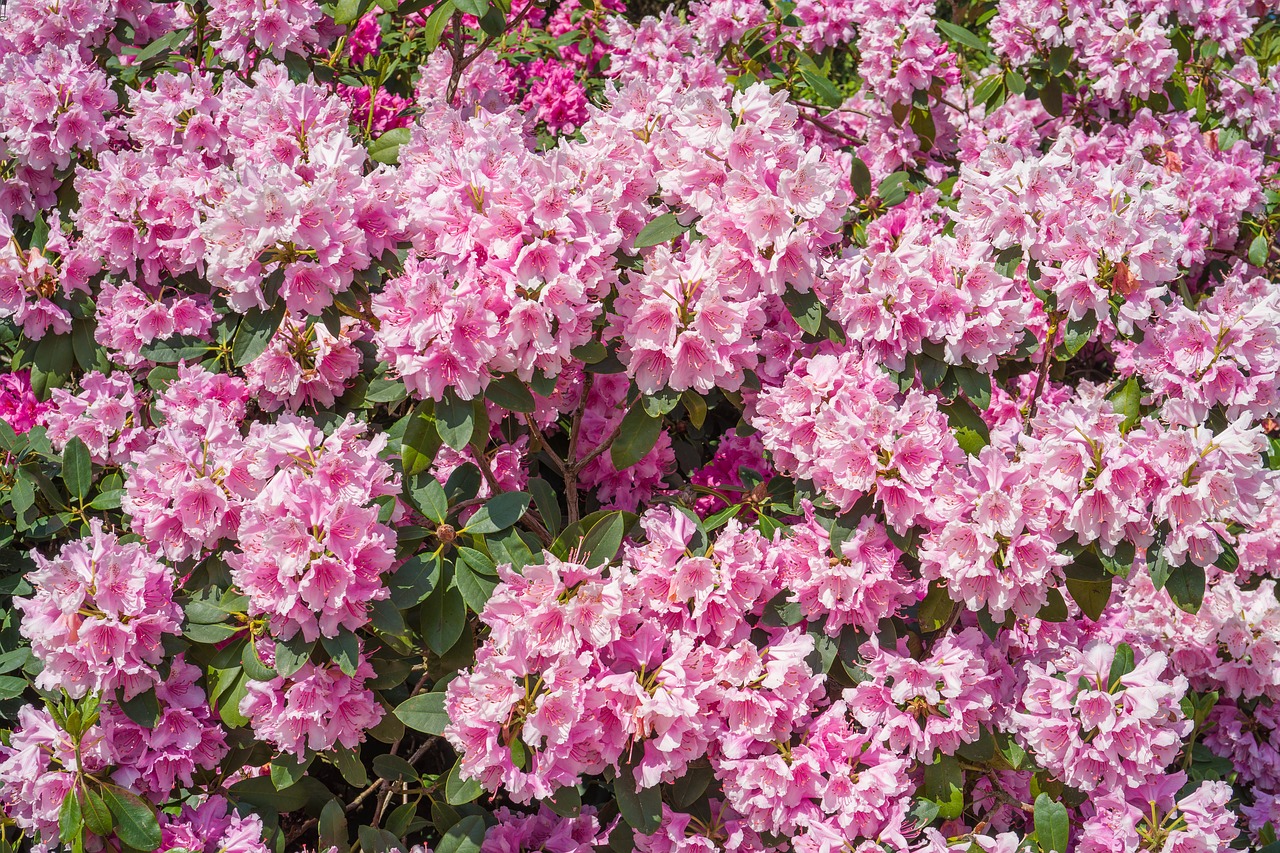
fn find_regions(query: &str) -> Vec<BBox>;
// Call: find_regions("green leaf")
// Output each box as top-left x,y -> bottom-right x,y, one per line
580,511 -> 627,567
373,754 -> 419,783
184,621 -> 240,644
30,212 -> 51,251
634,213 -> 687,249
406,472 -> 449,524
232,302 -> 286,367
333,745 -> 370,786
1166,561 -> 1206,613
953,366 -> 992,410
1048,45 -> 1072,75
319,799 -> 349,852
1036,588 -> 1069,622
485,375 -> 536,413
615,755 -> 662,834
781,288 -> 823,336
81,789 -> 112,837
922,755 -> 964,820
271,752 -> 314,790
463,491 -> 530,534
1060,312 -> 1097,359
368,127 -> 412,165
273,634 -> 313,678
388,553 -> 440,609
358,825 -> 404,853
1107,642 -> 1135,689
422,576 -> 467,654
850,156 -> 873,198
453,0 -> 488,14
437,815 -> 488,853
529,477 -> 562,535
140,335 -> 213,364
321,630 -> 360,677
241,643 -> 277,681
800,67 -> 843,107
61,437 -> 92,500
436,392 -> 475,451
119,687 -> 161,728
332,0 -> 363,24
935,19 -> 989,52
941,399 -> 990,455
101,785 -> 162,851
545,786 -> 582,818
671,763 -> 714,809
1108,377 -> 1142,431
682,389 -> 707,430
60,787 -> 84,846
1039,78 -> 1064,116
455,550 -> 500,613
1249,232 -> 1270,267
917,581 -> 955,632
395,691 -> 450,735
421,0 -> 455,50
611,403 -> 661,470
402,400 -> 442,476
1034,793 -> 1069,853
446,758 -> 484,805
877,171 -> 911,207
1064,574 -> 1113,621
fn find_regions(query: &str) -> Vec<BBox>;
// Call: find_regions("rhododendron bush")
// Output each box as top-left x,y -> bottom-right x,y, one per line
2,0 -> 1280,850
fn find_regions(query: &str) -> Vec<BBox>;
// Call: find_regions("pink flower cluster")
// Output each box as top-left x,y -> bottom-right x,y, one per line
229,415 -> 398,642
1011,641 -> 1190,793
16,520 -> 182,701
751,348 -> 963,530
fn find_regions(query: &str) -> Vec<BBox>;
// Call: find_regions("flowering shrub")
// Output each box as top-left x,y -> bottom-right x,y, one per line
0,0 -> 1279,852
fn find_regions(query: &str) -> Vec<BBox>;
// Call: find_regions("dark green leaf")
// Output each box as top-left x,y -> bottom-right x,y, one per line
850,157 -> 873,198
935,19 -> 989,52
395,691 -> 450,735
81,789 -> 112,837
422,576 -> 467,654
402,400 -> 441,476
437,815 -> 487,853
922,755 -> 964,820
232,302 -> 286,367
485,376 -> 536,413
319,799 -> 349,852
321,631 -> 360,677
373,755 -> 419,783
611,403 -> 661,470
953,366 -> 992,410
1107,642 -> 1135,689
101,785 -> 162,851
273,634 -> 313,678
1034,793 -> 1069,853
406,472 -> 449,524
781,288 -> 823,335
446,759 -> 484,805
60,788 -> 83,846
634,213 -> 686,249
62,437 -> 92,500
1166,561 -> 1206,613
580,511 -> 626,567
436,393 -> 475,451
800,67 -> 843,107
455,551 -> 500,614
368,127 -> 412,165
388,553 -> 440,609
270,753 -> 314,790
139,334 -> 213,363
917,581 -> 955,632
615,756 -> 662,834
463,491 -> 530,534
119,688 -> 161,729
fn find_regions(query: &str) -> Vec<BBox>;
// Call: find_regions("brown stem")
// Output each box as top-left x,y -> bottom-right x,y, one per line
1023,311 -> 1063,433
